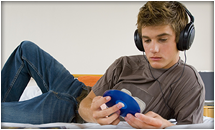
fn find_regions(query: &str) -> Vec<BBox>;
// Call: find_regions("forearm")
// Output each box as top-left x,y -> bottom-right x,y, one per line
78,98 -> 96,123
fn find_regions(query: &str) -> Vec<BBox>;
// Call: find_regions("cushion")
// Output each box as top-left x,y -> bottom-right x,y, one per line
78,76 -> 102,87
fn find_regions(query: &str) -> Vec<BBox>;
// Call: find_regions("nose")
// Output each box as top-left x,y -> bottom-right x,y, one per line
150,41 -> 159,53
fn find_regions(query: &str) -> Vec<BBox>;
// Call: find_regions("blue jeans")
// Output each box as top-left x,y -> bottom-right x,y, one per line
1,41 -> 87,124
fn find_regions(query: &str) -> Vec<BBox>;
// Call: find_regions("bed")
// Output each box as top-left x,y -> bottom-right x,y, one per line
1,74 -> 214,129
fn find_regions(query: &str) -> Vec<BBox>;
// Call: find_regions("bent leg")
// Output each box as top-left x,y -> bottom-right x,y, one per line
2,41 -> 52,102
2,41 -> 85,102
1,41 -> 86,123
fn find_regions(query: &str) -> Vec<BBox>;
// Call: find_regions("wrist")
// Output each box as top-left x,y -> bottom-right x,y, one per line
162,120 -> 175,129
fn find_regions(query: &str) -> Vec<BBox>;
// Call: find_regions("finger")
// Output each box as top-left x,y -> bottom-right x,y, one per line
144,111 -> 158,117
104,103 -> 122,117
97,111 -> 121,125
124,114 -> 140,128
125,114 -> 157,129
111,118 -> 121,125
93,103 -> 122,119
135,113 -> 162,128
111,110 -> 121,125
91,96 -> 111,111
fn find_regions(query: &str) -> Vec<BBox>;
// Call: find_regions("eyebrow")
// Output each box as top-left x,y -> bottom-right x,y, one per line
142,33 -> 171,39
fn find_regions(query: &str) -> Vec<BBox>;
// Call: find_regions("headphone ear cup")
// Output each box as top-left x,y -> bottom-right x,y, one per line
134,29 -> 145,52
177,23 -> 195,51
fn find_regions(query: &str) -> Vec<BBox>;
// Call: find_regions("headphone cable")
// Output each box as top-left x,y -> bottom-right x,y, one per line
143,51 -> 187,115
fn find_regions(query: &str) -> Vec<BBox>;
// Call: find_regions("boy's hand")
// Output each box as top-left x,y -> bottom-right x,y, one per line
90,96 -> 123,125
124,111 -> 175,129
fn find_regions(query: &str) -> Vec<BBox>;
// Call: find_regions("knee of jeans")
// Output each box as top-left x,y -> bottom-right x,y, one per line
20,41 -> 35,48
20,41 -> 39,54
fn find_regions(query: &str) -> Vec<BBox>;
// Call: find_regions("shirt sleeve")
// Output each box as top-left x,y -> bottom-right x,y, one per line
92,57 -> 123,96
173,66 -> 205,124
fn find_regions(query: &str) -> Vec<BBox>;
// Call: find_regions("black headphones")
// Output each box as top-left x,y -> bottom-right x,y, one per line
134,7 -> 195,52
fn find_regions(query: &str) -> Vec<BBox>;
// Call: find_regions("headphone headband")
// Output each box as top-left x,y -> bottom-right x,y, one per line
184,6 -> 194,23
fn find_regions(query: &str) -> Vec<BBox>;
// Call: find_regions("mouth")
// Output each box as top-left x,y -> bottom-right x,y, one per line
150,57 -> 162,61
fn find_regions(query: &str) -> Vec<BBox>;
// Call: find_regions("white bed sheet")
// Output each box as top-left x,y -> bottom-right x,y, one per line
1,121 -> 133,129
1,119 -> 214,129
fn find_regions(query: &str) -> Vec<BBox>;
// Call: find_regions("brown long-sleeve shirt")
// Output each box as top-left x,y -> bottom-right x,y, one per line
92,55 -> 205,124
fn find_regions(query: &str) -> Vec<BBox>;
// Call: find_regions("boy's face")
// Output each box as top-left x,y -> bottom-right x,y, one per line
141,25 -> 179,69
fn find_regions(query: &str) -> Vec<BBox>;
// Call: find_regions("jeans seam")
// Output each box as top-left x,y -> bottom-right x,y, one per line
2,62 -> 25,102
22,56 -> 49,92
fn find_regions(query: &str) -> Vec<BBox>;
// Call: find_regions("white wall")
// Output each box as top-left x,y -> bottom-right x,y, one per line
1,1 -> 214,74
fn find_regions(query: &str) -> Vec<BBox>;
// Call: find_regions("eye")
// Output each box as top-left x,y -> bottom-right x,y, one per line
159,39 -> 167,42
144,39 -> 151,43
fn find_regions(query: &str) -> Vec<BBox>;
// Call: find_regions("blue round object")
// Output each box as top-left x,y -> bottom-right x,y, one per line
103,90 -> 140,117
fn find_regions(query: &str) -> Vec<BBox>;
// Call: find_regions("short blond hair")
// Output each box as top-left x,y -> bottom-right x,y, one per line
137,1 -> 188,43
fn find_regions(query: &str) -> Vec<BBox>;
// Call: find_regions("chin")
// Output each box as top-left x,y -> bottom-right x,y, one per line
151,66 -> 163,69
149,63 -> 164,69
